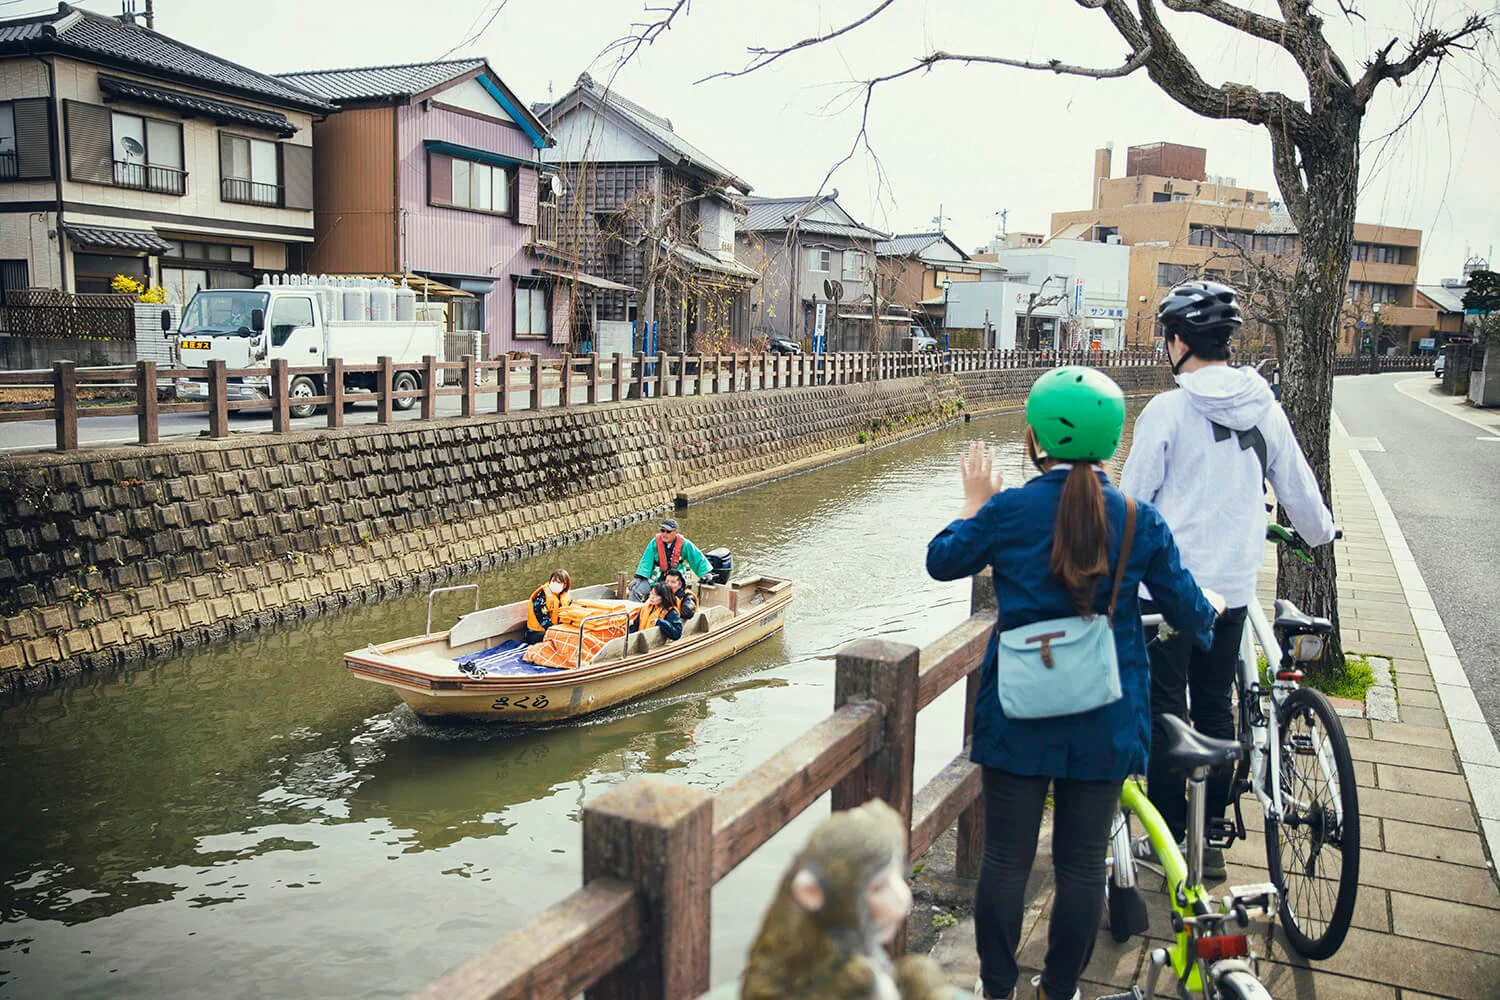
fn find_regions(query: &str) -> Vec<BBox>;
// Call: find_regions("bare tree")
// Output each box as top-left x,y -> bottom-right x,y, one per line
674,1 -> 1493,674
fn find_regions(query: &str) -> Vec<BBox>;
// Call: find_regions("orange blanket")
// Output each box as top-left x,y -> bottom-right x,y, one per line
522,599 -> 640,669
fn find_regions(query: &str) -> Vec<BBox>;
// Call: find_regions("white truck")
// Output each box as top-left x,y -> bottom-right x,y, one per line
169,279 -> 444,418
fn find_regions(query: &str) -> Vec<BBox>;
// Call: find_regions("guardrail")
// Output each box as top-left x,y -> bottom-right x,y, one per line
0,349 -> 1165,453
413,574 -> 995,1000
1330,354 -> 1433,376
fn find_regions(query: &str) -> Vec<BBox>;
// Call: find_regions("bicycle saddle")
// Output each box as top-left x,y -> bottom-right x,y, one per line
1157,713 -> 1240,773
1273,599 -> 1333,634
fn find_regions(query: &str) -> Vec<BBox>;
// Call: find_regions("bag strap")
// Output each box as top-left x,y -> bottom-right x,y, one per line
1106,496 -> 1137,623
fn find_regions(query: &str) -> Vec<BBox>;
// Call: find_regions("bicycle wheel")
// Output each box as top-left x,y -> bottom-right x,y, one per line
1263,686 -> 1360,959
1215,967 -> 1274,1000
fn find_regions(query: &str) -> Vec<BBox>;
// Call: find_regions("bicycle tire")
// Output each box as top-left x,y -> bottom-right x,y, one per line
1263,686 -> 1360,959
1215,967 -> 1274,1000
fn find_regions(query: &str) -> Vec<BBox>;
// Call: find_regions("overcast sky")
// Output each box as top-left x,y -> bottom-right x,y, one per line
43,0 -> 1500,283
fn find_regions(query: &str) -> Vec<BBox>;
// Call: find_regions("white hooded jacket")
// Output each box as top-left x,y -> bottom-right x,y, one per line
1120,365 -> 1335,607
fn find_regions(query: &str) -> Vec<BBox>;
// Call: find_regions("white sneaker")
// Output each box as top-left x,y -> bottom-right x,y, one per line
1030,974 -> 1080,1000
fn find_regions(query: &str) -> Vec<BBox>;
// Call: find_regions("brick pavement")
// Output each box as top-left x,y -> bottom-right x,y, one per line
932,424 -> 1500,999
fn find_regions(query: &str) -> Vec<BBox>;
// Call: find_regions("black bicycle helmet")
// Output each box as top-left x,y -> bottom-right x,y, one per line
1157,280 -> 1242,340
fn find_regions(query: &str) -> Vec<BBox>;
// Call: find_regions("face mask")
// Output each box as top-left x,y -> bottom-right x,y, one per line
548,582 -> 565,595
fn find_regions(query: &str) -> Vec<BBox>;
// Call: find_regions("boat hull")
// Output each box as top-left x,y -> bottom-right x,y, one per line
345,579 -> 791,723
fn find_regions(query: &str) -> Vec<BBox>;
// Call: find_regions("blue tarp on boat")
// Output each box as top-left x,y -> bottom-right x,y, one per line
454,640 -> 563,677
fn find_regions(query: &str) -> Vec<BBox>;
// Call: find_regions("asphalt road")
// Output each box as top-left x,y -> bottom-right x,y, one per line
1334,372 -> 1500,743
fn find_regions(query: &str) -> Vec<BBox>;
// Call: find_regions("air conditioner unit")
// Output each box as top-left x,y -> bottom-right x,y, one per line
1106,235 -> 1122,245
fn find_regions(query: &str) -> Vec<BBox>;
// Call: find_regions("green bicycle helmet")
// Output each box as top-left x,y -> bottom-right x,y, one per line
1025,365 -> 1127,462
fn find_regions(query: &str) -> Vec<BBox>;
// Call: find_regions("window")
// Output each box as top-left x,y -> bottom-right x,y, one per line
109,111 -> 185,194
1347,281 -> 1400,305
1351,243 -> 1369,261
0,259 -> 28,305
161,240 -> 254,266
1187,226 -> 1212,247
1158,263 -> 1195,287
806,248 -> 832,272
842,251 -> 867,280
1172,193 -> 1189,202
432,153 -> 512,215
0,98 -> 52,180
515,282 -> 548,338
220,133 -> 281,206
269,296 -> 315,347
1152,192 -> 1171,203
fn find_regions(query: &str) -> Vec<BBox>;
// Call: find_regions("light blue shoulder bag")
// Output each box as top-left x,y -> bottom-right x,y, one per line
993,497 -> 1136,720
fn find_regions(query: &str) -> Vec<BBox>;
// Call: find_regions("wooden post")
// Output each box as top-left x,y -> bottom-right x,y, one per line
560,352 -> 574,409
530,353 -> 542,410
461,354 -> 477,416
270,357 -> 290,434
656,351 -> 668,397
206,358 -> 228,439
326,358 -> 345,428
956,571 -> 995,879
635,353 -> 647,400
726,353 -> 737,393
612,352 -> 625,403
674,351 -> 686,396
377,355 -> 394,425
694,354 -> 705,395
135,360 -> 158,445
588,352 -> 600,404
583,775 -> 713,1000
831,638 -> 919,955
499,356 -> 512,414
421,354 -> 438,420
53,360 -> 78,451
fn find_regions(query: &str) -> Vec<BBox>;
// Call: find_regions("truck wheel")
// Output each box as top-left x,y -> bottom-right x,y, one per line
391,370 -> 419,411
288,375 -> 320,418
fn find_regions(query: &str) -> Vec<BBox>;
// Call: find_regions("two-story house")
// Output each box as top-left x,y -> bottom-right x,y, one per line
737,192 -> 892,350
535,73 -> 760,353
875,231 -> 980,336
0,4 -> 331,300
277,58 -> 596,357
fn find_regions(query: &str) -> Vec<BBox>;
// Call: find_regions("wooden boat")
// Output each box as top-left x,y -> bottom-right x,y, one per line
343,573 -> 793,722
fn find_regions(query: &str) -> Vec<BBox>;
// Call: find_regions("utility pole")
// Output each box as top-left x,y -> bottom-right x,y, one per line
144,0 -> 154,29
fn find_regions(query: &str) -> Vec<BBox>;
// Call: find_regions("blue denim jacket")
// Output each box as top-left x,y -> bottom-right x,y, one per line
927,467 -> 1215,783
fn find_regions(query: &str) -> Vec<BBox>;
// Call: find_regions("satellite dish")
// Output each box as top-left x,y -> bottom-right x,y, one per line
547,174 -> 564,200
119,136 -> 145,160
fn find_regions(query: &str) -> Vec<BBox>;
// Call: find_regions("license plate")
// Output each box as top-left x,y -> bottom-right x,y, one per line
180,340 -> 212,350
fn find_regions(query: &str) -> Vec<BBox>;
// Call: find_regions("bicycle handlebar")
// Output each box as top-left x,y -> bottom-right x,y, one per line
1266,523 -> 1342,565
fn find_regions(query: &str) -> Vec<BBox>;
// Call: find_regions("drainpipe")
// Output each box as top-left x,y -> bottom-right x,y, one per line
32,50 -> 67,290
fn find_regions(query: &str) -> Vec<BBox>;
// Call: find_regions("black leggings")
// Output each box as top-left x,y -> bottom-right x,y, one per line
975,767 -> 1119,1000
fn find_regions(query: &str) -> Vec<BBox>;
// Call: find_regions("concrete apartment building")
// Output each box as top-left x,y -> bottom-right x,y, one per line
1051,142 -> 1438,353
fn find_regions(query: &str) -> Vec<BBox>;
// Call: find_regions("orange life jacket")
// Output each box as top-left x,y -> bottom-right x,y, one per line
526,583 -> 572,633
640,600 -> 669,630
655,535 -> 685,575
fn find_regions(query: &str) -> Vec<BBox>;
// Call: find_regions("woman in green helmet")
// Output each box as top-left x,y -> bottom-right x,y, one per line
927,366 -> 1217,1000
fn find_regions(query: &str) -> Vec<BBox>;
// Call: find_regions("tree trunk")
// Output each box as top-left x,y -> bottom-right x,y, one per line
1272,112 -> 1361,677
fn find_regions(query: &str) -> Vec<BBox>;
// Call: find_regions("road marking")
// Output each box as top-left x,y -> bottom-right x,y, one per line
1478,436 -> 1500,442
1393,376 -> 1500,435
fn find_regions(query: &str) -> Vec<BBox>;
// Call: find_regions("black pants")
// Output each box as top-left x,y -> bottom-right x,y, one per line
975,768 -> 1119,1000
1146,604 -> 1248,842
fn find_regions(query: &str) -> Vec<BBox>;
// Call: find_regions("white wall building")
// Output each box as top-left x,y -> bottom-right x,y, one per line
947,238 -> 1130,350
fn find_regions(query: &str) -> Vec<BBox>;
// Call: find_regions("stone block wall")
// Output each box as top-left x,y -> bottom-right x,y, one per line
0,364 -> 1169,693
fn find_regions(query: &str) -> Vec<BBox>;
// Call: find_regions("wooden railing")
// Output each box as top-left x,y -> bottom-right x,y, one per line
0,349 -> 1165,453
415,575 -> 996,1000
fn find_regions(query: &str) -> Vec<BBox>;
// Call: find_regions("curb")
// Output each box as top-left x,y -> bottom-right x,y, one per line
1345,445 -> 1500,865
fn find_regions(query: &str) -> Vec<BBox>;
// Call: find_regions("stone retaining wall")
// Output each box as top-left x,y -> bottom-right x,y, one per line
0,365 -> 1171,694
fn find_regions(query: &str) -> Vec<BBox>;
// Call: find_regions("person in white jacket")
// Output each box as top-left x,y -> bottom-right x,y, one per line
1121,279 -> 1335,878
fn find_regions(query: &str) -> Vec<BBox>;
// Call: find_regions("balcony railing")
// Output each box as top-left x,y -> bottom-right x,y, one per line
535,201 -> 558,247
0,151 -> 16,179
220,176 -> 282,207
112,160 -> 188,196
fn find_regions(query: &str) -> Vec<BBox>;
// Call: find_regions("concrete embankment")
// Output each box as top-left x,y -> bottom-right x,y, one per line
0,365 -> 1170,695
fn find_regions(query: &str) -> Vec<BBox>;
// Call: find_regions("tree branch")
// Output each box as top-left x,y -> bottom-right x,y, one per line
1352,14 -> 1492,107
915,45 -> 1153,79
1267,120 -> 1308,230
697,0 -> 897,83
1159,0 -> 1296,52
597,0 -> 693,82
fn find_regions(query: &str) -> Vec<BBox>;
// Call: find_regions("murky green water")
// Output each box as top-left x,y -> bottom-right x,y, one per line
0,408 -> 1101,998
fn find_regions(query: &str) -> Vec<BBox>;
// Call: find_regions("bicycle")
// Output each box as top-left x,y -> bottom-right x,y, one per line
1102,527 -> 1360,997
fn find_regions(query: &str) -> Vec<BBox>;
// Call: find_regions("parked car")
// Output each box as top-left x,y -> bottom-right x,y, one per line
768,337 -> 802,355
909,334 -> 938,352
1434,352 -> 1446,378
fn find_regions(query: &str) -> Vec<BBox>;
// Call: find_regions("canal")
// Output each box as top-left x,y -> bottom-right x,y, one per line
0,407 -> 1121,997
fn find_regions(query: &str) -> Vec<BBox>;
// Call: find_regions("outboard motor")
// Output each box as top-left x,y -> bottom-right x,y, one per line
704,547 -> 733,586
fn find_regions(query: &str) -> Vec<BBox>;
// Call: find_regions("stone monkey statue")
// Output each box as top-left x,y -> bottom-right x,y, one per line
740,798 -> 959,999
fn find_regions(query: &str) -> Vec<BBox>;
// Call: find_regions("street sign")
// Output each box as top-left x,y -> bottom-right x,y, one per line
1419,337 -> 1436,350
813,301 -> 827,354
1073,278 -> 1085,314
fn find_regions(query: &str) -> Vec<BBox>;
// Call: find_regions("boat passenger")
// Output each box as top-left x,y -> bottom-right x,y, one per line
628,518 -> 712,601
926,367 -> 1217,1000
663,569 -> 697,620
524,570 -> 572,644
639,583 -> 683,641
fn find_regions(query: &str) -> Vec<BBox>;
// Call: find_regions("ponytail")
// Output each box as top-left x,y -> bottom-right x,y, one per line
1051,463 -> 1109,616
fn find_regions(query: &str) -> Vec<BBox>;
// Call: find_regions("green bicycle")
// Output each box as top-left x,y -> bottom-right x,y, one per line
1102,528 -> 1359,998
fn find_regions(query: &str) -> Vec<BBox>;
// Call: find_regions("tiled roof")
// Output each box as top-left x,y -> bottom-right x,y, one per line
1417,284 -> 1466,313
670,243 -> 760,281
98,74 -> 296,137
742,194 -> 885,240
539,73 -> 749,192
64,223 -> 173,253
0,4 -> 331,112
276,59 -> 485,102
877,232 -> 944,256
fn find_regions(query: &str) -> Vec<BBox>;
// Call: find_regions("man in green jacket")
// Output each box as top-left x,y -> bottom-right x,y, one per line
629,519 -> 711,601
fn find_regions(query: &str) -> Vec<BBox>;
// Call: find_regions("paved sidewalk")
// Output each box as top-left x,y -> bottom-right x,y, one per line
933,424 -> 1500,998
